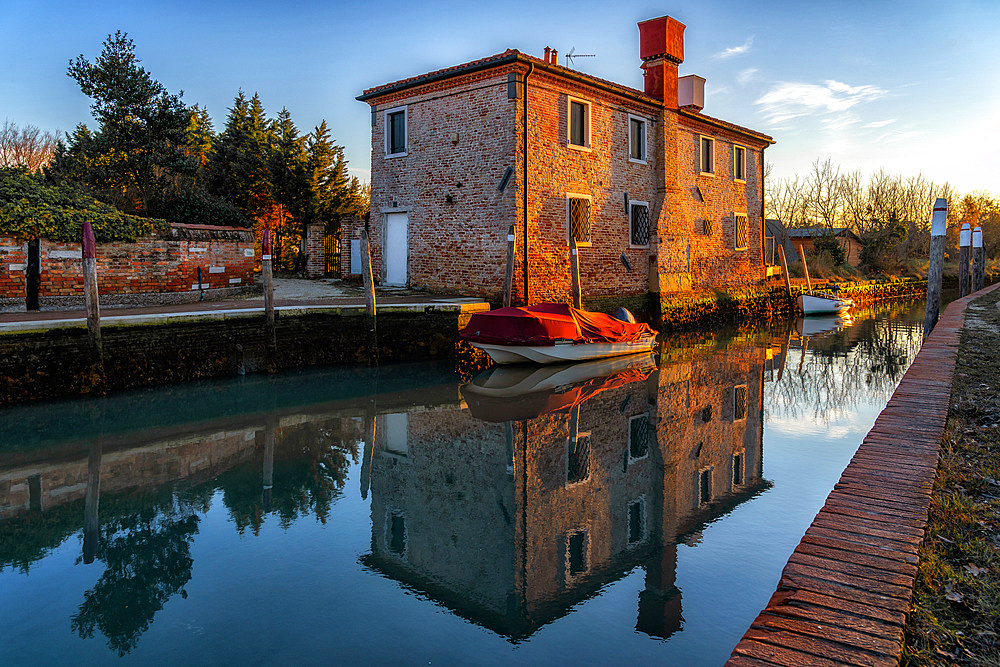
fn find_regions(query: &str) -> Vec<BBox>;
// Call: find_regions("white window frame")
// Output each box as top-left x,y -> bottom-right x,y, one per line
628,200 -> 650,249
384,106 -> 408,158
567,96 -> 592,151
733,145 -> 747,182
627,413 -> 651,463
566,193 -> 593,247
734,213 -> 749,251
699,135 -> 715,176
627,113 -> 648,164
733,383 -> 749,420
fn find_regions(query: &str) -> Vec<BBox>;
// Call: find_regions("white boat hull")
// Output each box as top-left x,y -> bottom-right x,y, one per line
472,336 -> 657,365
797,293 -> 852,315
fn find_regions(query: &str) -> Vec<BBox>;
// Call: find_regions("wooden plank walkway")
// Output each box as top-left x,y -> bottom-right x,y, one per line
727,284 -> 1000,667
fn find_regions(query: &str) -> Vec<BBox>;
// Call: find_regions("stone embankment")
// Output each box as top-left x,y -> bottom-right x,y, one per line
727,283 -> 1000,666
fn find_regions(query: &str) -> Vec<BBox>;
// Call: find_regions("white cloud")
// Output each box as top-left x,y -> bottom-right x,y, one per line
863,119 -> 896,128
714,36 -> 753,59
755,80 -> 887,126
736,68 -> 758,85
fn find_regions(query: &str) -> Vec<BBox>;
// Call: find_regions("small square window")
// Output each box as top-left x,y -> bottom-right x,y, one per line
630,202 -> 650,248
629,115 -> 647,163
700,136 -> 714,175
385,107 -> 407,156
568,98 -> 590,149
734,145 -> 747,182
734,214 -> 749,251
386,510 -> 407,556
566,529 -> 588,576
567,195 -> 592,244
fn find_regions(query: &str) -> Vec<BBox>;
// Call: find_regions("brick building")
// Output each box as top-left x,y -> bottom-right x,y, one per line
354,14 -> 774,303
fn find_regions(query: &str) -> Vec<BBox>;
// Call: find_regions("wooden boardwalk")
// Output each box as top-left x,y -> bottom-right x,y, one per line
727,284 -> 1000,667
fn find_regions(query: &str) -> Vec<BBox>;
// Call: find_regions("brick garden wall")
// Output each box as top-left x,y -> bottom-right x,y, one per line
0,223 -> 254,301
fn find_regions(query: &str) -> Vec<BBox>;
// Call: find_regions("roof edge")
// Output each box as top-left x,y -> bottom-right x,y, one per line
679,109 -> 775,145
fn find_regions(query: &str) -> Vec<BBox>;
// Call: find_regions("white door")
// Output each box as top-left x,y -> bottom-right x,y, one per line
385,213 -> 408,286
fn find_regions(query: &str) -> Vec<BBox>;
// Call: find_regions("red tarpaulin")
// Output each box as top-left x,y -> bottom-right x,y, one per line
460,303 -> 655,346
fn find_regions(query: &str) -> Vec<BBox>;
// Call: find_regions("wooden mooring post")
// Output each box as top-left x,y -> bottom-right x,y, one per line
81,221 -> 103,363
777,244 -> 792,301
959,222 -> 971,297
503,224 -> 515,308
83,435 -> 102,564
924,197 -> 947,337
569,238 -> 582,309
262,229 -> 275,337
973,225 -> 985,292
795,244 -> 813,294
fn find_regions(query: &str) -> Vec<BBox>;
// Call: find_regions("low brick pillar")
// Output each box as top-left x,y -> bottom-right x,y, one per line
305,223 -> 325,278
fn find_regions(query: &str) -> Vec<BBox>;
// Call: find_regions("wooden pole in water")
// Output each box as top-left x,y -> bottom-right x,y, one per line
795,243 -> 813,294
503,224 -> 515,308
777,244 -> 792,301
569,238 -> 582,309
81,221 -> 102,361
262,229 -> 275,334
263,413 -> 276,512
361,229 -> 377,318
959,222 -> 971,297
924,197 -> 948,336
973,225 -> 985,292
83,435 -> 102,564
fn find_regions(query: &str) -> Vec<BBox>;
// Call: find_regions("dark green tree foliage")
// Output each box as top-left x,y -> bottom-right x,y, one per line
860,214 -> 908,272
57,31 -> 197,215
71,490 -> 201,656
813,232 -> 847,266
205,92 -> 274,221
0,167 -> 166,242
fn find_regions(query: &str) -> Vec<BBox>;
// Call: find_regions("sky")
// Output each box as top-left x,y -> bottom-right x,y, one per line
2,0 -> 998,193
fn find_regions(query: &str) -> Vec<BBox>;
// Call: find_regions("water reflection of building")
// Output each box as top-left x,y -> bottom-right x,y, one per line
365,344 -> 768,640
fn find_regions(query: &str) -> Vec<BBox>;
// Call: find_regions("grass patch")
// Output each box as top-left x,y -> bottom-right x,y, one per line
902,286 -> 1000,665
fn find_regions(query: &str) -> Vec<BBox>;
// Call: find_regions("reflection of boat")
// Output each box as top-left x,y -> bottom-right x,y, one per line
795,314 -> 852,338
459,303 -> 657,364
797,293 -> 853,315
461,352 -> 656,422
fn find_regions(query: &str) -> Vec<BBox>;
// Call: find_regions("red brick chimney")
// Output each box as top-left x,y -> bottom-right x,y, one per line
638,16 -> 685,107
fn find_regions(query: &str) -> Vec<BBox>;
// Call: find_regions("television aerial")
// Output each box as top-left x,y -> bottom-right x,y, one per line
564,46 -> 596,68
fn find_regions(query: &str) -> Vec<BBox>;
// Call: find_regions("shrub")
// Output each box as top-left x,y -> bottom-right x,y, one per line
148,189 -> 249,228
0,167 -> 166,242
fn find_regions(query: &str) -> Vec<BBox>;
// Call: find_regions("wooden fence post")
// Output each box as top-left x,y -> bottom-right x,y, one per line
570,238 -> 582,309
959,222 -> 971,297
503,224 -> 515,308
973,225 -> 985,292
777,245 -> 792,301
795,244 -> 813,294
924,198 -> 947,337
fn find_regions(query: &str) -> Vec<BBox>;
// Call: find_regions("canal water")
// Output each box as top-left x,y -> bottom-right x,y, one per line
0,299 -> 927,665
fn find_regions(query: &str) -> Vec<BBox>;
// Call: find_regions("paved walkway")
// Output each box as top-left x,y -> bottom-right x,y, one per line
0,278 -> 489,333
727,283 -> 1000,667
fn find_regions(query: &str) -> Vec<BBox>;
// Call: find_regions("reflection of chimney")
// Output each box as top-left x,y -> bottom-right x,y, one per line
638,15 -> 685,107
636,545 -> 683,638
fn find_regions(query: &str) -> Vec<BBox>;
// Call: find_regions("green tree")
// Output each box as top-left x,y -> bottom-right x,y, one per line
205,92 -> 274,221
56,31 -> 197,214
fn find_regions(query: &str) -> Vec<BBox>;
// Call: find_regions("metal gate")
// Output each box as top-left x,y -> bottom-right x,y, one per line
324,233 -> 341,278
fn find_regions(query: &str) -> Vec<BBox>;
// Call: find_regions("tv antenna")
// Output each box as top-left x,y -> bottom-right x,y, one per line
564,46 -> 595,68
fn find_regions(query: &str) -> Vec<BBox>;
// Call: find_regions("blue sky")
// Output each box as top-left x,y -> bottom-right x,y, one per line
3,0 -> 998,192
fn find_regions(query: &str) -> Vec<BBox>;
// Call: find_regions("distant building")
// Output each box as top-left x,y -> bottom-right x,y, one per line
353,15 -> 774,303
766,220 -> 862,265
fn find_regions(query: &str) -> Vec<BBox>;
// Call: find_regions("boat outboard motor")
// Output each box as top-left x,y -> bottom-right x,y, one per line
612,306 -> 637,324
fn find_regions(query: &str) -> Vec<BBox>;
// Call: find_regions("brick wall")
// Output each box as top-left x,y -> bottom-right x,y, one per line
0,223 -> 254,299
305,223 -> 325,278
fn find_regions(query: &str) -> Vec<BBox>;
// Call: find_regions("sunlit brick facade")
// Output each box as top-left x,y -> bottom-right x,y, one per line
355,15 -> 773,303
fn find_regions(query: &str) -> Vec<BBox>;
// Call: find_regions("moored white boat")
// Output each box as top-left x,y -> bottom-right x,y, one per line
459,302 -> 658,365
797,293 -> 853,315
471,335 -> 657,365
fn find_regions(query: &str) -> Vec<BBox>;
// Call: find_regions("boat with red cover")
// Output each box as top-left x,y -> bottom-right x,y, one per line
459,302 -> 657,364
